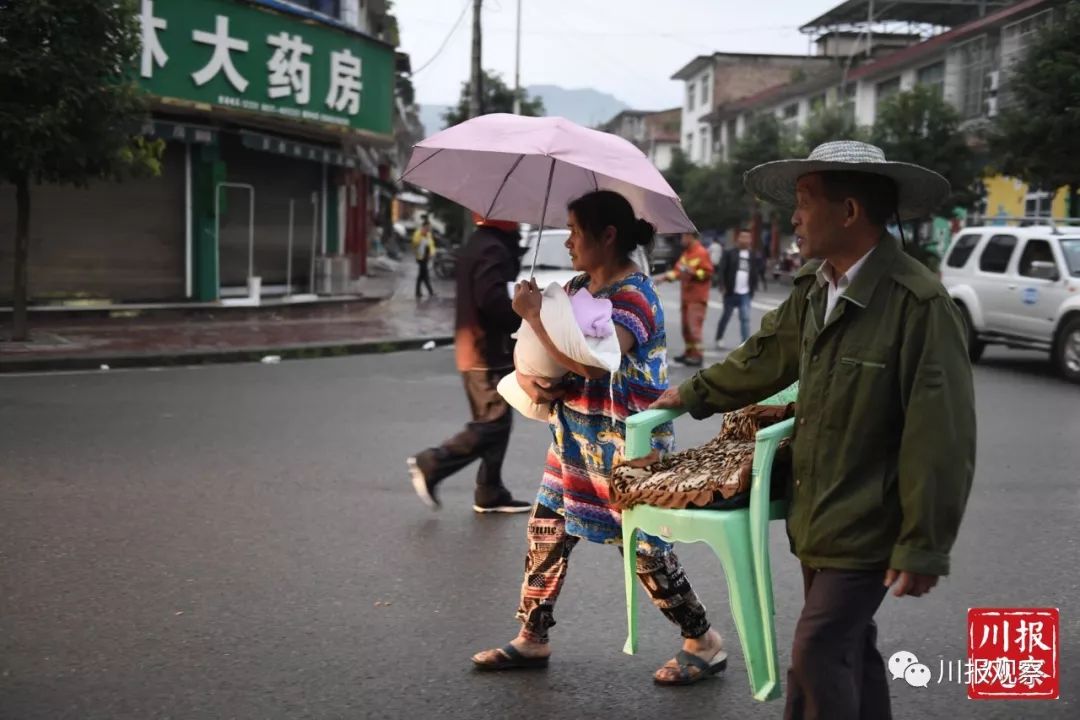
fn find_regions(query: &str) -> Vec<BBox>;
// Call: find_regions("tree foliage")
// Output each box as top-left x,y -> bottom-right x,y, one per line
796,104 -> 867,154
871,84 -> 979,211
442,70 -> 545,127
989,5 -> 1080,212
1,0 -> 162,339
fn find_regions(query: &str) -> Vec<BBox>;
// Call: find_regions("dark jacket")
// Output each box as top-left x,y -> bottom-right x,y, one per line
454,226 -> 523,372
718,247 -> 761,297
679,236 -> 976,576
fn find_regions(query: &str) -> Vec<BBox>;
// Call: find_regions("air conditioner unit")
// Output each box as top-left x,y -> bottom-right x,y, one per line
986,70 -> 1000,92
985,95 -> 999,118
314,256 -> 352,295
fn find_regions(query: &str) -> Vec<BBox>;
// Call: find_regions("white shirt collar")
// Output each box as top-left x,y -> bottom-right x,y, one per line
816,246 -> 876,291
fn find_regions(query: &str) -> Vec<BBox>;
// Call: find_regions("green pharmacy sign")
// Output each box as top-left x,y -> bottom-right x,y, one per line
137,0 -> 394,136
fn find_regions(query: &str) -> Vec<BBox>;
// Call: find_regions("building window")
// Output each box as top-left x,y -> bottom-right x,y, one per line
1000,10 -> 1053,110
686,131 -> 694,153
809,93 -> 827,114
916,61 -> 945,97
952,34 -> 997,120
700,76 -> 710,108
700,126 -> 710,161
687,83 -> 696,111
1024,190 -> 1053,218
875,77 -> 901,111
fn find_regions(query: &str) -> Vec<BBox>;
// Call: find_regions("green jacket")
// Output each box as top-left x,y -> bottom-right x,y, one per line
678,236 -> 975,576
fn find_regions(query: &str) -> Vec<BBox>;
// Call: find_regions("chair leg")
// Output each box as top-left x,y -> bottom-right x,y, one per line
708,529 -> 779,701
622,521 -> 638,655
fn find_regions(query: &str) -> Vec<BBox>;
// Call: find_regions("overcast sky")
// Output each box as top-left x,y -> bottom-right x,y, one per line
394,0 -> 844,108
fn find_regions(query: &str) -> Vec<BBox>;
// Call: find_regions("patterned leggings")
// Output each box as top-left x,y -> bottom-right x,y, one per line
516,503 -> 711,644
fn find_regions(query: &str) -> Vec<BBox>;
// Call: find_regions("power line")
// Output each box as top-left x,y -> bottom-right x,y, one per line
411,0 -> 472,76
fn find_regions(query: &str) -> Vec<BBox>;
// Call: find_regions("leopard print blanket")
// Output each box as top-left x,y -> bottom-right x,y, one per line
610,403 -> 795,510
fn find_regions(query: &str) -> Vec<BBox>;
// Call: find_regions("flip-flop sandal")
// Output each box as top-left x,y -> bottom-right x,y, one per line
472,644 -> 550,672
653,648 -> 728,686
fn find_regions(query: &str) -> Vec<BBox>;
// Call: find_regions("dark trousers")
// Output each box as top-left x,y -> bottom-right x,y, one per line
716,292 -> 752,344
784,565 -> 891,720
416,259 -> 434,297
425,370 -> 512,503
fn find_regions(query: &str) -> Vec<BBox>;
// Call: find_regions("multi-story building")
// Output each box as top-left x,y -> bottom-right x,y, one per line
600,108 -> 681,171
671,52 -> 837,165
704,0 -> 1067,220
0,0 -> 407,305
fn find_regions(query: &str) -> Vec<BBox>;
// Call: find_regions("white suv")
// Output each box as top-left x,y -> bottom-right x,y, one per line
941,224 -> 1080,383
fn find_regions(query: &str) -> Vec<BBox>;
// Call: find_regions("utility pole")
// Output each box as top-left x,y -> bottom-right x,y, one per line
513,0 -> 522,114
464,0 -> 483,233
469,0 -> 483,119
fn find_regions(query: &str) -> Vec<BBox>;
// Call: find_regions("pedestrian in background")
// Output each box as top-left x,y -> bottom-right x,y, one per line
407,215 -> 532,514
657,232 -> 713,367
412,216 -> 437,299
714,228 -> 758,348
472,190 -> 726,685
652,140 -> 976,719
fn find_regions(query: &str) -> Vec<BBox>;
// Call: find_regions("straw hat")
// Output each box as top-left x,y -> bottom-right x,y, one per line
744,140 -> 951,221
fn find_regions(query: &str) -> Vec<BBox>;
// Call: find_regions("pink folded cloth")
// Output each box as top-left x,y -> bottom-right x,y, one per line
569,288 -> 614,338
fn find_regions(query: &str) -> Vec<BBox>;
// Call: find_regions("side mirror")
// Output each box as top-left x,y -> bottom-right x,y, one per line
1029,260 -> 1060,281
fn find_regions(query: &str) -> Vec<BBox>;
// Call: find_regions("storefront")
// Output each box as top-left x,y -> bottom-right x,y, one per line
0,0 -> 394,304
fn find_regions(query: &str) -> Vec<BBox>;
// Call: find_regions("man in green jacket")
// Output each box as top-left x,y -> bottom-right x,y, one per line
652,141 -> 976,718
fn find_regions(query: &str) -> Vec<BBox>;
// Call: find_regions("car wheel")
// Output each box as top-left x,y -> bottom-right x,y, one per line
1053,315 -> 1080,384
956,304 -> 985,363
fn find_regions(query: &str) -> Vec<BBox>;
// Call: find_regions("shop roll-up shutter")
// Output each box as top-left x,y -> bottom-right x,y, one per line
0,144 -> 185,302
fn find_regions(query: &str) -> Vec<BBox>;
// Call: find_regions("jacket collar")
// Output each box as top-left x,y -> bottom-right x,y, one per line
796,232 -> 899,307
837,233 -> 899,309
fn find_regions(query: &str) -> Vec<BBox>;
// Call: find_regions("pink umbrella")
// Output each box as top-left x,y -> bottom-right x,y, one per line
401,114 -> 695,247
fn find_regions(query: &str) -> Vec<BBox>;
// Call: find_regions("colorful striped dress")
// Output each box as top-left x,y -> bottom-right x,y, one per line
536,272 -> 674,544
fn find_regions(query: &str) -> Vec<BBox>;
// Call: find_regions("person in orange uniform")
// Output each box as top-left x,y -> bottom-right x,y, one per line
657,232 -> 713,367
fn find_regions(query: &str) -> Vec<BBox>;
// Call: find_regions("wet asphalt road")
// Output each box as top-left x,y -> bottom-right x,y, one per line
1,288 -> 1078,720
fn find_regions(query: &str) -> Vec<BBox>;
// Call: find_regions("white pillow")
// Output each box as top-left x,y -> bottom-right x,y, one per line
498,282 -> 621,422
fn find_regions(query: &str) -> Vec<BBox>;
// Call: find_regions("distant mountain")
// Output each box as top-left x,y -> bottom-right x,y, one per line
418,85 -> 630,136
527,85 -> 629,128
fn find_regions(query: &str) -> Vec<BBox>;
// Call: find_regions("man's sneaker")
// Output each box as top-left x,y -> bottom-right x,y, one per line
473,496 -> 533,514
407,455 -> 440,510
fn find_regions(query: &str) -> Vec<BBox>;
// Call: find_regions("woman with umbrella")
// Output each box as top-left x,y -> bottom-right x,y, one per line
470,190 -> 726,684
403,115 -> 725,684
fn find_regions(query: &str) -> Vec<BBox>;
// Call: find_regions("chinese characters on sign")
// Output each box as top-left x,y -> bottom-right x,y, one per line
136,0 -> 384,133
968,608 -> 1059,700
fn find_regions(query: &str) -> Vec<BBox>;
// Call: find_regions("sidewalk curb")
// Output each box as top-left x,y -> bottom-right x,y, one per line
0,335 -> 455,374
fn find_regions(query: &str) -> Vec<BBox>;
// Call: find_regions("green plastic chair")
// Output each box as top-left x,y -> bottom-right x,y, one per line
621,383 -> 798,702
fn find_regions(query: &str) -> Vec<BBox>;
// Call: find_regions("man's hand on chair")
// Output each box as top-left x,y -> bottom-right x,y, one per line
650,387 -> 684,411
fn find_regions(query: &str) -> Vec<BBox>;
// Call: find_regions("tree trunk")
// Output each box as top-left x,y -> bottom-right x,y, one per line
12,174 -> 31,342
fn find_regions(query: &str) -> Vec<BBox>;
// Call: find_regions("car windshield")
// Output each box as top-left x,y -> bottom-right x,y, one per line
521,231 -> 574,270
1060,238 -> 1080,276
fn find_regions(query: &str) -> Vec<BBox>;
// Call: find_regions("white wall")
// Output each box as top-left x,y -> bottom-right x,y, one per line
651,142 -> 676,172
680,65 -> 715,165
855,79 -> 877,126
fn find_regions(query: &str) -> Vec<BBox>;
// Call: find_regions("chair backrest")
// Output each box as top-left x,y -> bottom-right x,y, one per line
759,383 -> 798,407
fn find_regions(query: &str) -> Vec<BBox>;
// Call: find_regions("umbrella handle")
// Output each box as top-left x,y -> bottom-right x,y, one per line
529,157 -> 557,282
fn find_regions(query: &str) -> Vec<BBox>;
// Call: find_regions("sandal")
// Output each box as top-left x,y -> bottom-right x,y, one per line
472,643 -> 550,672
653,648 -> 728,686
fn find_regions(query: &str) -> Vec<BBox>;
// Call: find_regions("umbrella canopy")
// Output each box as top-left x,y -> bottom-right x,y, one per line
401,114 -> 695,234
